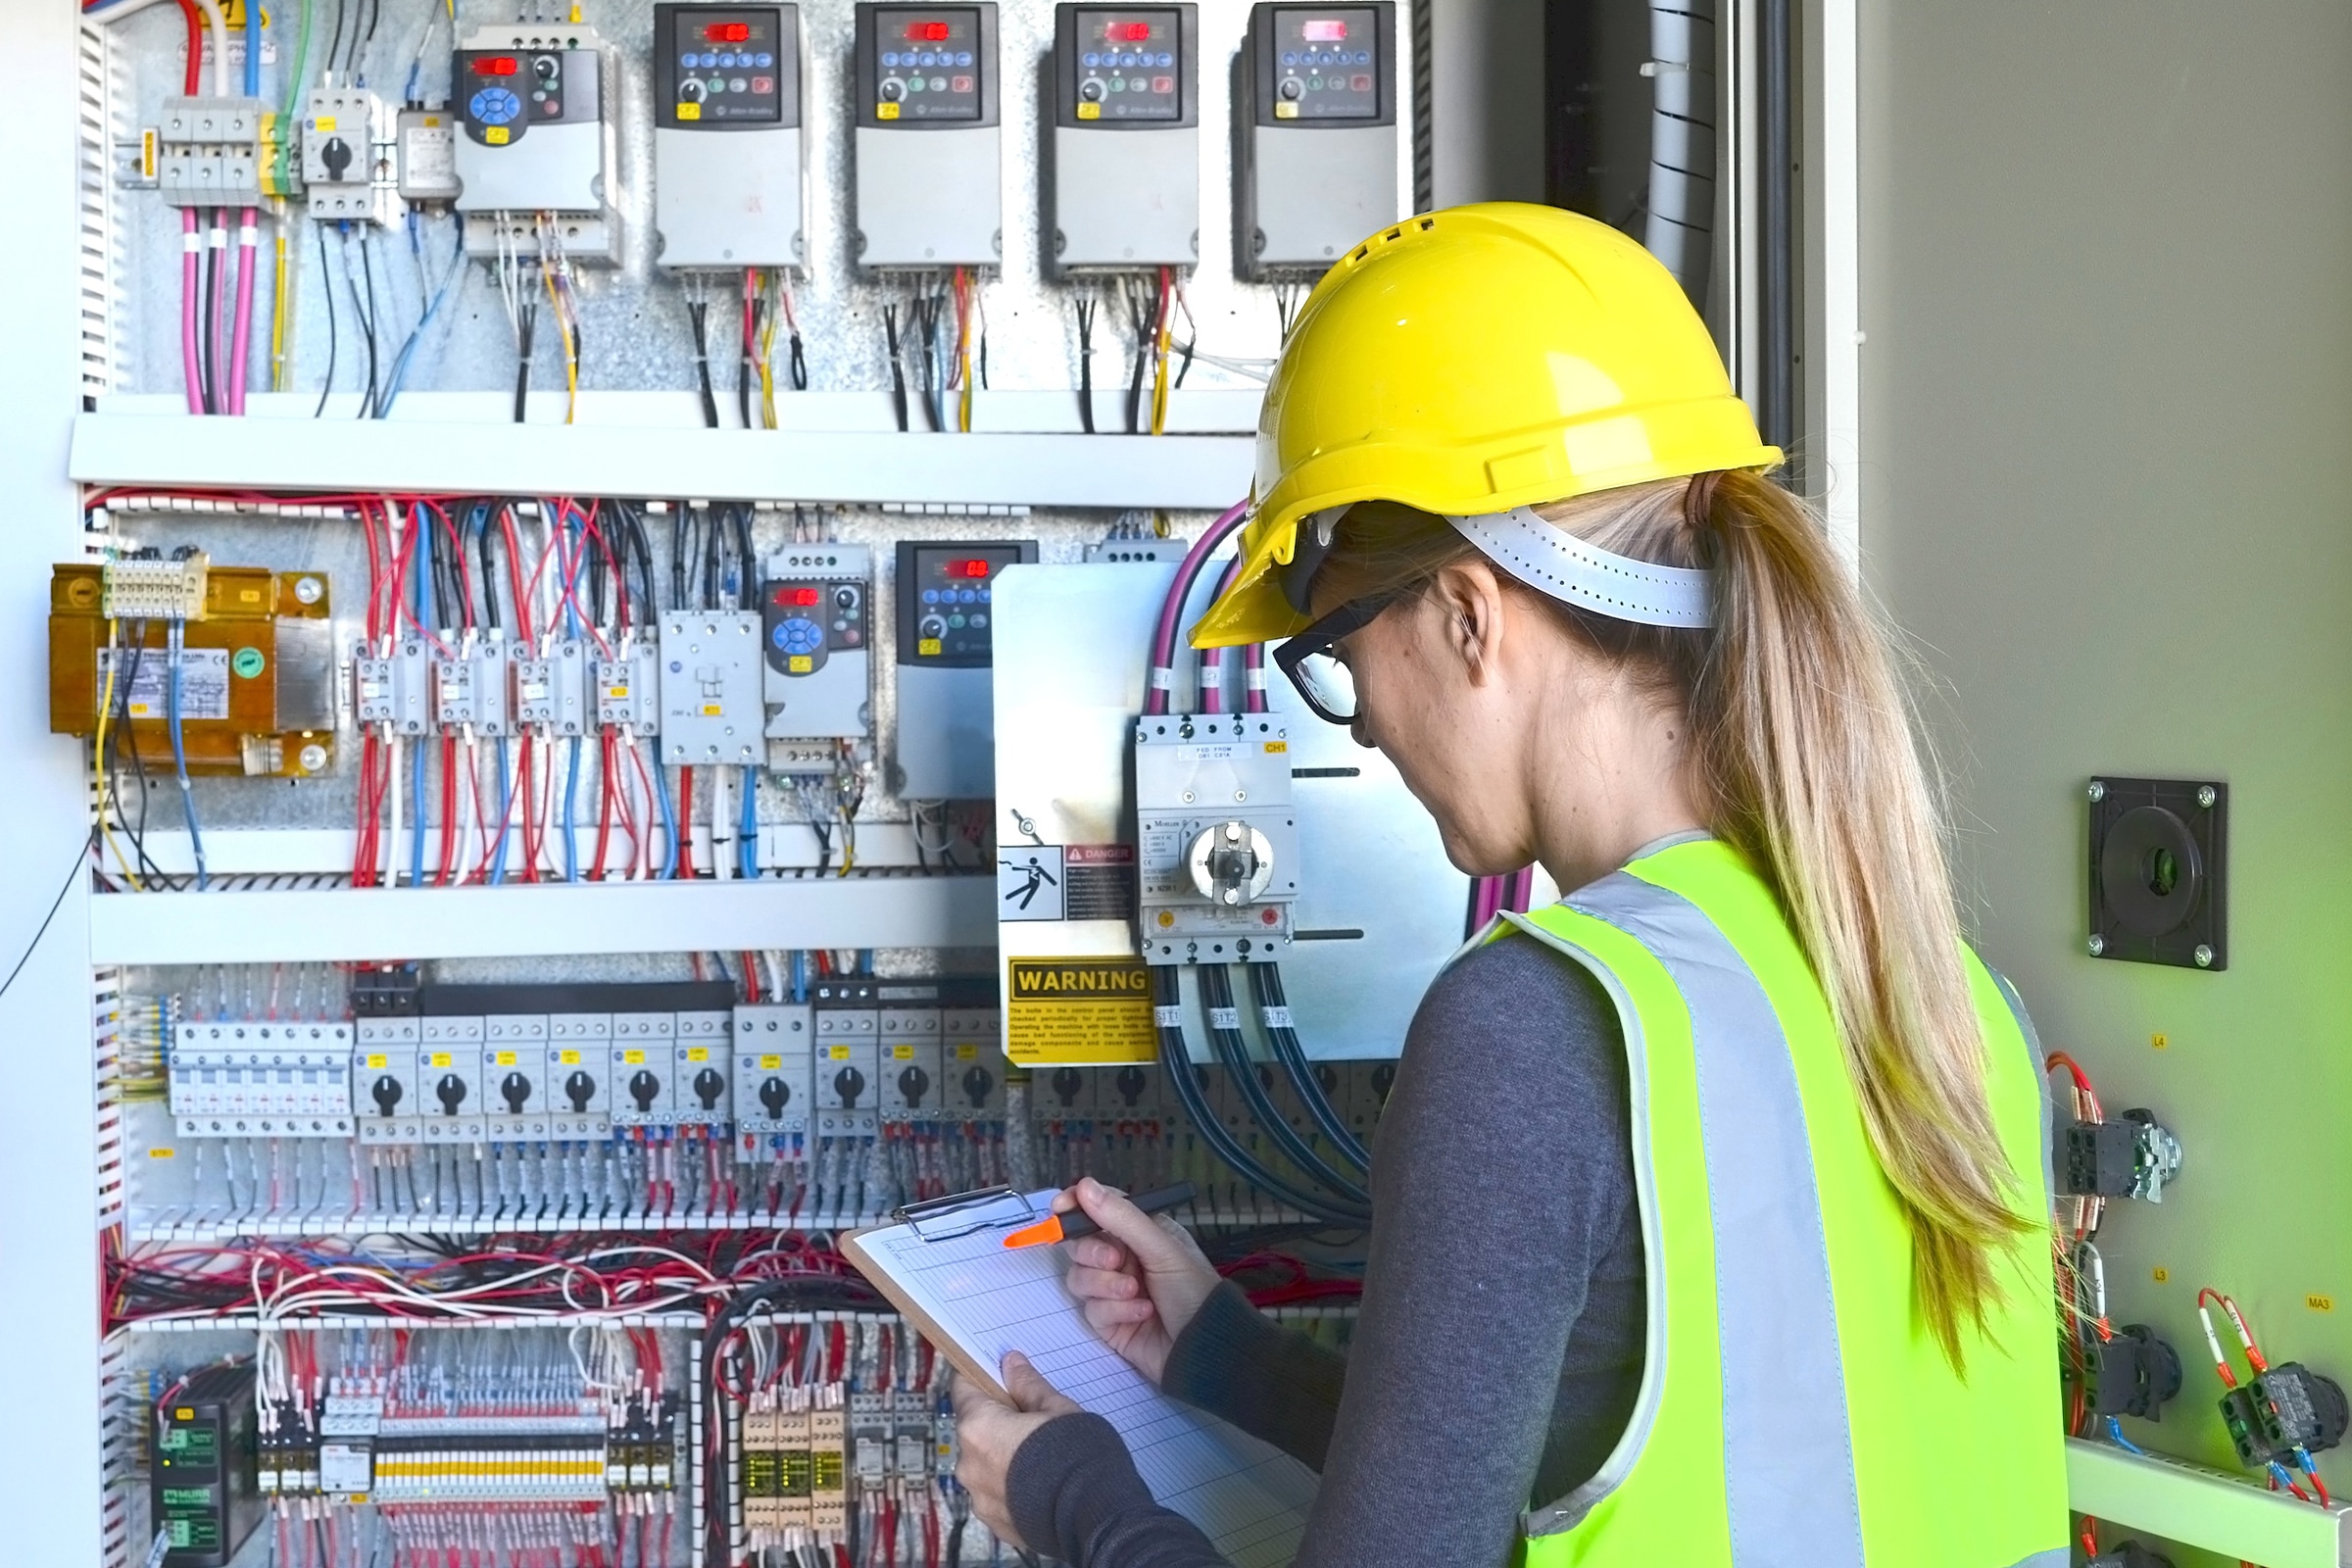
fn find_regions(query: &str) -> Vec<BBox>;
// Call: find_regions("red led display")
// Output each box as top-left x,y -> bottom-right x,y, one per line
705,21 -> 753,41
779,587 -> 821,607
1300,18 -> 1348,40
474,55 -> 520,76
950,560 -> 993,579
906,20 -> 953,40
1107,21 -> 1153,40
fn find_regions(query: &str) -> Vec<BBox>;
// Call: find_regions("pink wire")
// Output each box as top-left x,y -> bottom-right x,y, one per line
179,209 -> 203,414
1197,556 -> 1248,714
206,208 -> 227,414
227,207 -> 257,415
1147,498 -> 1252,713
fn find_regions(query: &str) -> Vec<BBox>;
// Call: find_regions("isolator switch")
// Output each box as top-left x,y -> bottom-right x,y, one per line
852,3 -> 1003,270
653,3 -> 808,269
1235,2 -> 1398,278
302,87 -> 401,224
1135,712 -> 1300,963
1046,5 -> 1200,274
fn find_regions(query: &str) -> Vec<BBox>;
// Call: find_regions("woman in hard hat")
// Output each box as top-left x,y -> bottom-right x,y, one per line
951,203 -> 2066,1567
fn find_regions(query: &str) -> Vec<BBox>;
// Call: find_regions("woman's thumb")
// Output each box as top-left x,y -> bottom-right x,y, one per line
1001,1351 -> 1078,1416
1071,1177 -> 1186,1267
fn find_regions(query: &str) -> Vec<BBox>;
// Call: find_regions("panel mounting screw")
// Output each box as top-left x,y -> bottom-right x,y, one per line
2193,944 -> 2214,967
2087,935 -> 2106,956
2086,780 -> 2106,802
2197,785 -> 2217,808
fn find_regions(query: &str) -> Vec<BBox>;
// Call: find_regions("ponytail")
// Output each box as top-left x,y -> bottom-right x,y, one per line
1316,472 -> 2029,1369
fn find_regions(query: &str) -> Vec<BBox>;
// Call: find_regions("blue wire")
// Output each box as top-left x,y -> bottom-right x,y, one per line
562,736 -> 582,882
167,622 -> 209,891
2104,1418 -> 2146,1456
739,765 -> 760,879
241,0 -> 260,96
488,737 -> 513,885
789,950 -> 808,1003
378,220 -> 464,417
654,754 -> 681,879
857,949 -> 874,975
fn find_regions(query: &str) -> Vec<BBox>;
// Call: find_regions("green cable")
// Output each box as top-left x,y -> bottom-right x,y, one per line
273,0 -> 314,195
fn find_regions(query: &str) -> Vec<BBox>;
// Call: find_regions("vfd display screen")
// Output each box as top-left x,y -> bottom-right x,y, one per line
1073,9 -> 1181,122
872,7 -> 984,122
1270,6 -> 1378,120
667,7 -> 786,123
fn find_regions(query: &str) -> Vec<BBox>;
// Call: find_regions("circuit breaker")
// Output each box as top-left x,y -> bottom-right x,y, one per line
653,4 -> 807,270
733,1003 -> 814,1138
761,544 -> 872,766
1048,5 -> 1200,273
301,87 -> 400,224
452,24 -> 617,261
813,980 -> 881,1141
1236,2 -> 1397,277
660,609 -> 764,764
852,3 -> 1002,270
894,539 -> 1035,799
1135,711 -> 1300,962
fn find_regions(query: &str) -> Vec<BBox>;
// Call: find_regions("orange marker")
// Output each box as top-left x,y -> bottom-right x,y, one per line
1002,1181 -> 1196,1249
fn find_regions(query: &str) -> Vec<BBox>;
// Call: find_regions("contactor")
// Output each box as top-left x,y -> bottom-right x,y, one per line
852,3 -> 1002,270
1047,4 -> 1200,273
653,4 -> 807,270
761,544 -> 873,766
1235,2 -> 1397,278
894,539 -> 1035,798
1134,712 -> 1299,962
452,24 -> 617,261
660,610 -> 764,764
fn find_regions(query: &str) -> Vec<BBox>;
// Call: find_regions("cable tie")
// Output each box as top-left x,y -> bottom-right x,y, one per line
1258,1005 -> 1294,1029
1152,1005 -> 1183,1029
1207,1006 -> 1240,1031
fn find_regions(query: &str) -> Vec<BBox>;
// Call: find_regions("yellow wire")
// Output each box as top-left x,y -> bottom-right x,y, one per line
269,203 -> 291,392
756,270 -> 781,429
956,268 -> 974,433
540,253 -> 578,424
93,617 -> 144,891
1150,272 -> 1174,434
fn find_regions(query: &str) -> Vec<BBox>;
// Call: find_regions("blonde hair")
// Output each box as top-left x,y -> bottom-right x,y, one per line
1319,471 -> 2027,1368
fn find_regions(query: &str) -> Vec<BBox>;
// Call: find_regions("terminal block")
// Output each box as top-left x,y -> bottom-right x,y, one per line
158,96 -> 270,207
2061,1107 -> 2184,1201
2222,1362 -> 2350,1470
1135,713 -> 1299,962
169,1020 -> 356,1139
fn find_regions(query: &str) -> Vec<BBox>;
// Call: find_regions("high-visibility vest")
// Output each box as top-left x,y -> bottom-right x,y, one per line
1488,838 -> 2068,1567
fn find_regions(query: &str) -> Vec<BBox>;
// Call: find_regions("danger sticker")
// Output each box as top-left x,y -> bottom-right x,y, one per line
1004,956 -> 1156,1065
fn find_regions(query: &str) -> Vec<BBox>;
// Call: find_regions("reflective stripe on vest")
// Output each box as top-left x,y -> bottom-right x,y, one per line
1487,839 -> 2067,1568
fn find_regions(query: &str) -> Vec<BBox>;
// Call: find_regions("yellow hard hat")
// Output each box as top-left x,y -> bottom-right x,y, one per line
1191,201 -> 1781,649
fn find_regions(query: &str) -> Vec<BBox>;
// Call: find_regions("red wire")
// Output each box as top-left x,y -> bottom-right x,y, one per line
435,733 -> 458,885
592,730 -> 615,879
677,765 -> 697,877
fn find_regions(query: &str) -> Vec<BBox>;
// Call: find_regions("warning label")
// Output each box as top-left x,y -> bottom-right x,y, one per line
98,646 -> 228,721
1004,956 -> 1157,1065
1063,844 -> 1139,922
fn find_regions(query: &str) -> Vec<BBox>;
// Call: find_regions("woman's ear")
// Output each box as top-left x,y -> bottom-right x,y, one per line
1429,559 -> 1509,684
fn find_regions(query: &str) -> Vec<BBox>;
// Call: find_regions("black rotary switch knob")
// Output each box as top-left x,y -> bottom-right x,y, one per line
372,1074 -> 404,1114
321,136 -> 354,180
833,1065 -> 865,1108
436,1072 -> 467,1114
760,1077 -> 791,1117
501,1071 -> 532,1113
693,1067 -> 726,1109
1114,1065 -> 1148,1107
628,1069 -> 662,1111
960,1065 -> 993,1107
564,1069 -> 596,1111
1051,1066 -> 1085,1108
897,1064 -> 931,1108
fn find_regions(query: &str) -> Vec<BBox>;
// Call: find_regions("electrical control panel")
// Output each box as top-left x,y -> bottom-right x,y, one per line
894,539 -> 1035,799
1047,5 -> 1200,274
301,87 -> 399,225
761,543 -> 872,762
659,609 -> 765,764
653,3 -> 808,270
1134,712 -> 1299,961
852,3 -> 1003,270
1236,1 -> 1398,278
452,25 -> 618,261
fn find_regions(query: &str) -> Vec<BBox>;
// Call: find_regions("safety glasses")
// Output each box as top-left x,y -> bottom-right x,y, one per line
1273,588 -> 1410,725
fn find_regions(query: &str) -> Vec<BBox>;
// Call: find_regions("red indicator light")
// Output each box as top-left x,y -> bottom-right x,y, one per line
906,20 -> 953,40
1300,19 -> 1348,40
950,560 -> 993,579
705,21 -> 753,42
1108,21 -> 1153,40
475,55 -> 520,76
781,587 -> 821,607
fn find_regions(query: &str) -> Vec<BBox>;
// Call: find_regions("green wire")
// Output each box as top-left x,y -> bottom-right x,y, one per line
273,0 -> 314,195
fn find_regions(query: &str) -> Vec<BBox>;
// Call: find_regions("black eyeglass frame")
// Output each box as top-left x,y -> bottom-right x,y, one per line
1272,587 -> 1413,725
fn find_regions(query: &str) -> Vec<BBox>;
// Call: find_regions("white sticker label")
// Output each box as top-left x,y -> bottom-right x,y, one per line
401,122 -> 456,182
1152,1005 -> 1184,1028
1175,743 -> 1244,763
1259,1005 -> 1295,1030
1207,1006 -> 1241,1031
99,646 -> 229,721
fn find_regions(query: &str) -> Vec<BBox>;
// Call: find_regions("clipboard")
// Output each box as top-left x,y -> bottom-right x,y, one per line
837,1186 -> 1051,1398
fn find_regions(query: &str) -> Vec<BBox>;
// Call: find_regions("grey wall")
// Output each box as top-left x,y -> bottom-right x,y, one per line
1859,2 -> 2352,1553
1427,0 -> 1548,205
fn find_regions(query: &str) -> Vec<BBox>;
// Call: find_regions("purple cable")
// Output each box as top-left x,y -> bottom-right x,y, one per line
1146,498 -> 1252,715
227,207 -> 257,416
179,210 -> 203,416
206,208 -> 227,415
1504,865 -> 1538,912
1197,556 -> 1248,714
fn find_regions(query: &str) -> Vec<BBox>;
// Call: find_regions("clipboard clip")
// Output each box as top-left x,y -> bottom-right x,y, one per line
895,1185 -> 1040,1244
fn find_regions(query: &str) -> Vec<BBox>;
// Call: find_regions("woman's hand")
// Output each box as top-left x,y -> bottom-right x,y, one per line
1058,1176 -> 1221,1386
950,1351 -> 1082,1548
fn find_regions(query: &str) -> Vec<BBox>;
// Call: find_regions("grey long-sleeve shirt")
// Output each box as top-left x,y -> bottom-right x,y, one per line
1006,935 -> 1646,1567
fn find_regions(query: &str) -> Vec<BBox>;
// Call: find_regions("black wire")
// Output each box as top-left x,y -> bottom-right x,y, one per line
476,504 -> 503,632
668,501 -> 690,612
738,278 -> 758,429
1251,961 -> 1369,1173
1124,287 -> 1152,434
322,0 -> 346,82
788,327 -> 807,391
198,213 -> 218,414
883,305 -> 907,433
687,300 -> 719,428
728,504 -> 758,608
105,629 -> 169,886
700,505 -> 722,611
1073,297 -> 1097,434
311,228 -> 340,419
513,297 -> 537,424
347,233 -> 380,419
1200,965 -> 1371,1208
354,0 -> 380,74
0,852 -> 83,1004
